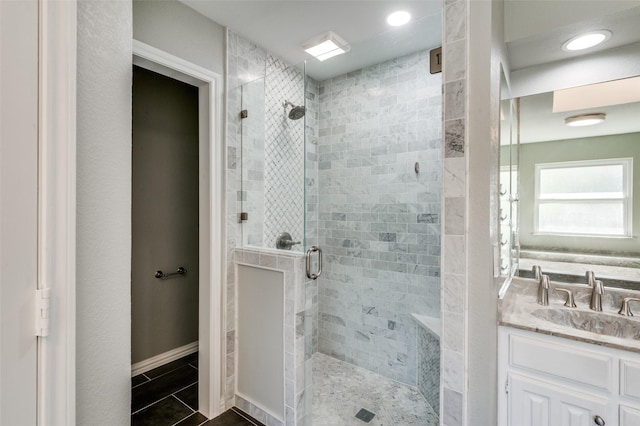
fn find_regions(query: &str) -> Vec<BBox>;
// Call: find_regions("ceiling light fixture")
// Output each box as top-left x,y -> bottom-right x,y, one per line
303,31 -> 350,62
562,30 -> 611,51
564,113 -> 606,127
386,10 -> 411,27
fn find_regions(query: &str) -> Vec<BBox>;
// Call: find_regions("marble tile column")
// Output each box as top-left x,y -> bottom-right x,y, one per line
441,0 -> 467,425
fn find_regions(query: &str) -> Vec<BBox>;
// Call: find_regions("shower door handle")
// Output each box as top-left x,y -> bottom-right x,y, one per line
305,246 -> 322,280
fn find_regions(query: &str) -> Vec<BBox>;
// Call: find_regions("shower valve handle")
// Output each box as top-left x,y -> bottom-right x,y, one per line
276,232 -> 300,250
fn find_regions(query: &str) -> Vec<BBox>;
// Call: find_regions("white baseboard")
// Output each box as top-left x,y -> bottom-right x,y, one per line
132,341 -> 198,377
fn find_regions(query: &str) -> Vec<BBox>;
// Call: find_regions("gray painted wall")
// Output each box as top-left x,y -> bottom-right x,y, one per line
133,0 -> 225,76
518,132 -> 640,255
76,0 -> 132,423
76,0 -> 226,421
131,66 -> 200,364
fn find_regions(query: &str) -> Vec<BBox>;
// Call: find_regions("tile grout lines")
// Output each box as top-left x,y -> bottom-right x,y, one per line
131,380 -> 198,416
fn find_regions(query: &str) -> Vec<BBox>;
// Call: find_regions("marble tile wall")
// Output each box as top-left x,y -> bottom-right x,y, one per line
441,0 -> 468,425
316,50 -> 442,386
418,326 -> 441,416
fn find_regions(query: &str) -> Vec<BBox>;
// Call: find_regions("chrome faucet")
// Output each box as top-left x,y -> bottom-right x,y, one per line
538,274 -> 550,306
555,288 -> 577,308
618,297 -> 640,316
586,271 -> 604,311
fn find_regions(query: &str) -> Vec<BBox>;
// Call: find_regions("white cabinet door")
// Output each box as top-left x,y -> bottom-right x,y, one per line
0,0 -> 39,424
620,405 -> 640,426
510,374 -> 610,426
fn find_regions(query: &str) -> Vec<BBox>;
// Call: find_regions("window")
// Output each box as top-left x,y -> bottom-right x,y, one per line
535,158 -> 633,237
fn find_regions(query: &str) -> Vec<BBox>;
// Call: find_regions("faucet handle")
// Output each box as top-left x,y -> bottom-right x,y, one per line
538,274 -> 550,306
585,270 -> 596,286
532,265 -> 542,281
618,297 -> 640,316
555,288 -> 577,308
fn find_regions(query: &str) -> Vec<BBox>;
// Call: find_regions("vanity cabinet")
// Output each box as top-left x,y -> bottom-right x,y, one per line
510,373 -> 610,425
499,327 -> 640,426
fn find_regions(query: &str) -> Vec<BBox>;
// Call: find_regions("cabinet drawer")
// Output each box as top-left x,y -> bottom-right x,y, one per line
620,359 -> 640,402
509,334 -> 613,393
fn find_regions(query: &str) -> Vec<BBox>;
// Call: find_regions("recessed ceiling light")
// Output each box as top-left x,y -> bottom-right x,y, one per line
387,11 -> 411,27
562,30 -> 611,51
303,31 -> 350,62
564,113 -> 606,127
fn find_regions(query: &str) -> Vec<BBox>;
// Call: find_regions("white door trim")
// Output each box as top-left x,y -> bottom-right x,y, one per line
38,1 -> 77,425
132,40 -> 225,419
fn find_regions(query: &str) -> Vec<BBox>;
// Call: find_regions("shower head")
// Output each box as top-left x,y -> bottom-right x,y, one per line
283,100 -> 306,120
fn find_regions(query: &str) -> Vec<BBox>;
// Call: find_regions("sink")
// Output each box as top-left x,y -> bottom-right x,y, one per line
531,308 -> 640,340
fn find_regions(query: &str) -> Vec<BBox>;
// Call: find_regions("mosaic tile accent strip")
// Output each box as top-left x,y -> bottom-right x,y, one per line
316,50 -> 442,386
418,325 -> 440,416
311,353 -> 438,425
263,55 -> 305,249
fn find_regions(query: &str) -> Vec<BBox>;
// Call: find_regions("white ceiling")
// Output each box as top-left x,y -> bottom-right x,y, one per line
179,0 -> 442,80
178,1 -> 640,142
506,5 -> 640,71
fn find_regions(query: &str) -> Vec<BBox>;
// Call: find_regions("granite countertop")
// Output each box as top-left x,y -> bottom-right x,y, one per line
499,277 -> 640,353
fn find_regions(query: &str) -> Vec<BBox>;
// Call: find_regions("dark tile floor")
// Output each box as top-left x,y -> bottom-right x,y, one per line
131,353 -> 264,426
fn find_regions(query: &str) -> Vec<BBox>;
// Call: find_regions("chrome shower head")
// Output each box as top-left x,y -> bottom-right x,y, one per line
283,100 -> 306,120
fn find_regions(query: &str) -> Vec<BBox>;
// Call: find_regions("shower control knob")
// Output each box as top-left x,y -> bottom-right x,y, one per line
276,232 -> 300,250
593,415 -> 605,426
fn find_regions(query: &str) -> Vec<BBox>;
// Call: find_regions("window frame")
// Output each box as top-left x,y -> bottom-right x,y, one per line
534,157 -> 633,238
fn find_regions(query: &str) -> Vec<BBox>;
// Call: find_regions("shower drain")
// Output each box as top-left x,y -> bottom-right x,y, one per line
355,408 -> 376,423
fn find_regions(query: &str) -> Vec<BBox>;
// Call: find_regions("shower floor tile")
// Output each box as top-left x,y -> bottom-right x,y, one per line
312,353 -> 439,426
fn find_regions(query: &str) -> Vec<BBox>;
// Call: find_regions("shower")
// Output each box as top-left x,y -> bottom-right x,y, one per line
236,34 -> 442,424
283,100 -> 305,120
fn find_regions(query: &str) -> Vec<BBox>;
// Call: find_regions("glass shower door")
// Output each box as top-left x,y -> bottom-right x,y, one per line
239,76 -> 266,248
240,61 -> 307,253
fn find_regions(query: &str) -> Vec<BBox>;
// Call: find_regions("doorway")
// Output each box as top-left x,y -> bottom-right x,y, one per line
131,65 -> 201,423
132,41 -> 224,421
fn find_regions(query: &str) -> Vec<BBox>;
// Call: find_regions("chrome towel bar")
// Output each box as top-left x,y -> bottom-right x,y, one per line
154,267 -> 187,279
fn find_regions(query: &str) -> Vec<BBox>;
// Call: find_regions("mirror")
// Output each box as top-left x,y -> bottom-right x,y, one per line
498,68 -> 520,292
503,3 -> 640,289
515,80 -> 640,288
